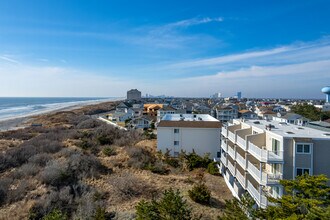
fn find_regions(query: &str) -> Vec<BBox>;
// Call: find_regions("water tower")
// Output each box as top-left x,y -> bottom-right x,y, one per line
322,86 -> 330,103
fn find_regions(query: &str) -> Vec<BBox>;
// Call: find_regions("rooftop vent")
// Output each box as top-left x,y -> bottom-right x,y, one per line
323,133 -> 330,136
253,121 -> 260,124
295,127 -> 304,130
285,131 -> 295,134
198,117 -> 203,121
279,122 -> 287,126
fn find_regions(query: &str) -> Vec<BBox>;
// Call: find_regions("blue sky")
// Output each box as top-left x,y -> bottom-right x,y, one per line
0,0 -> 330,98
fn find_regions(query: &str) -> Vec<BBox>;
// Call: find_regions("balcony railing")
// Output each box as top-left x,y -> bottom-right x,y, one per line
236,170 -> 246,188
221,127 -> 228,137
236,153 -> 246,169
236,135 -> 246,150
247,180 -> 268,208
228,146 -> 235,159
221,140 -> 227,152
228,131 -> 236,142
248,142 -> 283,162
247,161 -> 282,185
227,160 -> 235,176
221,154 -> 227,166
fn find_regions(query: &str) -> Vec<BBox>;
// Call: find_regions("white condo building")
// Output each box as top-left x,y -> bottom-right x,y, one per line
157,114 -> 221,158
219,119 -> 330,208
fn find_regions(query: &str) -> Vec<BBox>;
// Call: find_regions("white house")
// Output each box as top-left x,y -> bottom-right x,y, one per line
272,112 -> 309,126
157,114 -> 221,158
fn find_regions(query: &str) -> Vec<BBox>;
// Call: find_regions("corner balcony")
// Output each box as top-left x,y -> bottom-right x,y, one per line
221,126 -> 228,137
236,152 -> 246,170
228,130 -> 236,143
227,144 -> 235,160
248,142 -> 283,162
236,169 -> 246,188
221,139 -> 228,152
236,135 -> 247,150
220,154 -> 227,166
247,180 -> 268,208
247,161 -> 282,185
227,159 -> 236,176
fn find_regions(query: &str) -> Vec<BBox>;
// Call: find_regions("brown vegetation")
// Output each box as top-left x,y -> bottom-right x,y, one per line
0,101 -> 232,219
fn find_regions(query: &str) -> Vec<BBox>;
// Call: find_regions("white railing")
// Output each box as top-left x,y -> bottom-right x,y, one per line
247,180 -> 268,208
236,170 -> 245,188
228,131 -> 236,142
221,140 -> 227,152
221,127 -> 228,137
221,154 -> 227,166
248,142 -> 283,162
247,161 -> 282,185
236,153 -> 246,169
227,160 -> 235,176
237,135 -> 246,150
228,146 -> 235,159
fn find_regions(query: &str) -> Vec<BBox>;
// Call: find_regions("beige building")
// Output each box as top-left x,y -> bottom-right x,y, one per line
219,119 -> 330,208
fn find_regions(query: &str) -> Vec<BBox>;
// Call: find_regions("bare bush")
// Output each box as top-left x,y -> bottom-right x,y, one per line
76,118 -> 101,129
125,146 -> 156,169
13,163 -> 41,179
28,153 -> 52,166
108,172 -> 157,202
6,179 -> 34,203
0,177 -> 13,205
39,160 -> 69,187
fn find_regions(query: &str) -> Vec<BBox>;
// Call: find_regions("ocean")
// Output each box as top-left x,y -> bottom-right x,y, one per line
0,97 -> 119,121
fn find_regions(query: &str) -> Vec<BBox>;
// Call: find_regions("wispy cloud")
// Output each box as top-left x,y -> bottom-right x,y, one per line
167,17 -> 223,28
0,55 -> 20,64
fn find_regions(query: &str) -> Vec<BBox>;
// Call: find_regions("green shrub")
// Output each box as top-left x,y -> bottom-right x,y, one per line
97,135 -> 113,145
102,146 -> 116,156
136,188 -> 191,220
183,151 -> 212,171
42,209 -> 67,220
207,162 -> 219,175
188,183 -> 211,205
146,162 -> 170,175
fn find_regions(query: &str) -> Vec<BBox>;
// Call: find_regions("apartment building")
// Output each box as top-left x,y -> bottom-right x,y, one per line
219,119 -> 330,208
213,105 -> 238,123
127,89 -> 142,101
157,114 -> 221,158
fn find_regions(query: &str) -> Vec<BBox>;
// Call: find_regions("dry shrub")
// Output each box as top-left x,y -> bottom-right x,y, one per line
125,146 -> 156,169
6,179 -> 35,203
28,153 -> 52,166
108,172 -> 157,202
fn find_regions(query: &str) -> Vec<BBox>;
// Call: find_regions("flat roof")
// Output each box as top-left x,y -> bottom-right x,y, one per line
162,114 -> 218,122
236,119 -> 330,139
159,114 -> 221,128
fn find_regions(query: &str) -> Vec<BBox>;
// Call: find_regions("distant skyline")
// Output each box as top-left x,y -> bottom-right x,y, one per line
0,0 -> 330,98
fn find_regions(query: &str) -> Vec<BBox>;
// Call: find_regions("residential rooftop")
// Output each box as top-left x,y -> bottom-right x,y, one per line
231,119 -> 330,139
162,114 -> 219,122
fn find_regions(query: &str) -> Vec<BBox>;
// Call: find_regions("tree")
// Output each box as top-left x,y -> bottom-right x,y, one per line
136,188 -> 191,220
291,103 -> 330,121
259,174 -> 330,219
218,193 -> 256,220
220,175 -> 330,220
188,182 -> 211,205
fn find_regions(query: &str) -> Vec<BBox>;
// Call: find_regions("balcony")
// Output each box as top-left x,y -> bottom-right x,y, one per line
227,160 -> 235,176
228,130 -> 236,143
221,154 -> 227,166
236,135 -> 247,150
248,142 -> 283,162
221,127 -> 228,137
247,180 -> 268,208
236,170 -> 246,188
236,153 -> 246,170
228,145 -> 235,159
221,140 -> 227,152
247,161 -> 282,185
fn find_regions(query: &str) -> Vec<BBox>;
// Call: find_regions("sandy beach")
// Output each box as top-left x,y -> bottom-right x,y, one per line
0,98 -> 124,132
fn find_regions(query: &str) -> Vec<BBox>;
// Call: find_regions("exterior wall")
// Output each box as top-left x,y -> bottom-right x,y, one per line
127,90 -> 141,100
157,127 -> 220,158
313,139 -> 330,178
283,138 -> 294,180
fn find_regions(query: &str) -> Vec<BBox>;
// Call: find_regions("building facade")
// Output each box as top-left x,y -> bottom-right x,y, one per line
219,119 -> 330,208
127,89 -> 142,101
157,114 -> 221,158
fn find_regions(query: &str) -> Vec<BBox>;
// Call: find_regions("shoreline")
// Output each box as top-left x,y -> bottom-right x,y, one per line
0,98 -> 124,132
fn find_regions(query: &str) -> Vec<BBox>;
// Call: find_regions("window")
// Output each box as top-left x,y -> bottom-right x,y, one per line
272,138 -> 280,153
296,168 -> 310,176
217,151 -> 221,158
174,141 -> 179,146
174,151 -> 179,157
296,144 -> 311,154
174,129 -> 179,134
